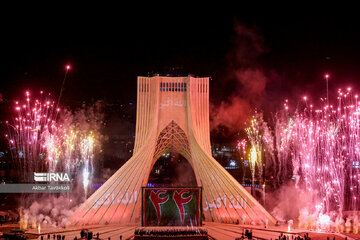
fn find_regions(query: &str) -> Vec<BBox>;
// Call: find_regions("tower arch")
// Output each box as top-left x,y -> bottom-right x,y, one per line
72,76 -> 276,225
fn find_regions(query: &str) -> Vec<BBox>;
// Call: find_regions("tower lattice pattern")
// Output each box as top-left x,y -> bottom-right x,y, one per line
153,120 -> 191,160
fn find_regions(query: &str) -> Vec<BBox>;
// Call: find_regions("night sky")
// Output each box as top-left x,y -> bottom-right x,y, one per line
1,8 -> 360,124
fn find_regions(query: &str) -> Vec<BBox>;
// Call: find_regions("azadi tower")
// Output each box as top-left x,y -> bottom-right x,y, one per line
72,75 -> 276,225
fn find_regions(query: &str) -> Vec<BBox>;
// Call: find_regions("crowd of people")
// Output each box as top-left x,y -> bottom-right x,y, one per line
37,227 -> 354,240
273,233 -> 349,240
234,230 -> 351,240
40,234 -> 65,240
134,228 -> 208,239
39,231 -> 124,240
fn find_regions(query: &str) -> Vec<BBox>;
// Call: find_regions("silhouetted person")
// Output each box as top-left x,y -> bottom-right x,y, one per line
80,230 -> 85,239
248,230 -> 252,239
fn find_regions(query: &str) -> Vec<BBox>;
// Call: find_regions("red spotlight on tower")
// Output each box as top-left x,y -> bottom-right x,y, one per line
66,65 -> 71,70
324,73 -> 330,79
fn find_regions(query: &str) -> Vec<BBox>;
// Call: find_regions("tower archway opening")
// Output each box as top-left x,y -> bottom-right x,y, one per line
147,152 -> 197,187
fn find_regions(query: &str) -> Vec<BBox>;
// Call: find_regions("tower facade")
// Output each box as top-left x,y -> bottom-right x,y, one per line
72,76 -> 275,225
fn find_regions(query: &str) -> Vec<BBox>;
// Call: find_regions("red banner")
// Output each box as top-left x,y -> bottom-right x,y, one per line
142,187 -> 202,226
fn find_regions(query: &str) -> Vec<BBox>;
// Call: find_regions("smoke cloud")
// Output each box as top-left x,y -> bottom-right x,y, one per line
211,22 -> 270,134
211,96 -> 251,133
266,182 -> 314,223
19,194 -> 82,229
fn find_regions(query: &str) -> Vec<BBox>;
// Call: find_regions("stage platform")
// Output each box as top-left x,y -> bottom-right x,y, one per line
134,226 -> 208,240
25,222 -> 358,240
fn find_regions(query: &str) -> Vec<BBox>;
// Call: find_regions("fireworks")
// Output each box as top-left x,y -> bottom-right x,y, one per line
82,167 -> 90,197
5,90 -> 59,175
246,87 -> 360,228
250,145 -> 257,171
5,90 -> 103,195
276,88 -> 360,218
43,105 -> 102,196
236,139 -> 247,158
246,118 -> 262,183
244,113 -> 275,185
5,90 -> 104,230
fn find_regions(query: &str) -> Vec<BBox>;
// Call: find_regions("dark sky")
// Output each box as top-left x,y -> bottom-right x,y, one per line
1,8 -> 360,110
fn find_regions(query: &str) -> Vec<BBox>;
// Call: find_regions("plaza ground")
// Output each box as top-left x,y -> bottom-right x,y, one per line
6,222 -> 355,240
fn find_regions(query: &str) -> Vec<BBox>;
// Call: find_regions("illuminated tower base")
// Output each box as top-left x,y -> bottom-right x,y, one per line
72,75 -> 276,225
